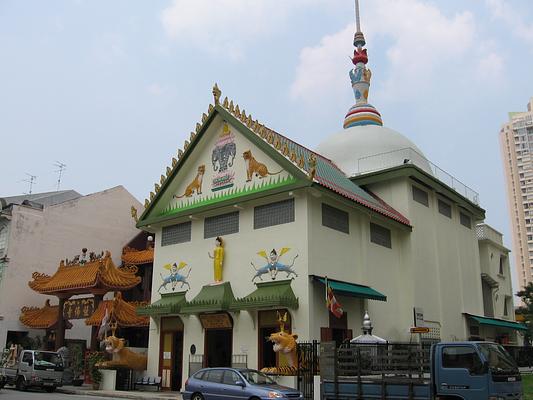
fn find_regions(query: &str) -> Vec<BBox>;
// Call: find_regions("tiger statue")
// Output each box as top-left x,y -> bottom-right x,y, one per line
260,331 -> 299,376
96,335 -> 147,371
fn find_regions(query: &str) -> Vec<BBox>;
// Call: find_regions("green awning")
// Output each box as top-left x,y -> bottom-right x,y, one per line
180,281 -> 238,314
137,291 -> 187,316
465,313 -> 528,331
311,275 -> 387,302
233,279 -> 298,310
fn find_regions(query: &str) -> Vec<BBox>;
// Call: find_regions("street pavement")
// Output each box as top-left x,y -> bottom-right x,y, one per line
0,387 -> 112,400
1,386 -> 183,399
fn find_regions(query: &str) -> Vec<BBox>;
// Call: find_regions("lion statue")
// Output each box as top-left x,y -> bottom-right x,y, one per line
96,335 -> 147,371
260,331 -> 299,375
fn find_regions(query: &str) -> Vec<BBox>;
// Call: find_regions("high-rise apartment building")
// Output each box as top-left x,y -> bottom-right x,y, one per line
500,98 -> 533,292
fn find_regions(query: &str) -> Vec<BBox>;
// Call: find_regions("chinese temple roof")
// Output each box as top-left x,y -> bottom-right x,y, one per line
121,246 -> 154,266
19,299 -> 72,329
28,251 -> 141,296
85,293 -> 149,327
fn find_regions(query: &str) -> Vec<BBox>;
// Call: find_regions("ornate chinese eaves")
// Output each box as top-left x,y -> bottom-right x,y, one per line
19,299 -> 73,329
85,293 -> 149,327
28,251 -> 141,296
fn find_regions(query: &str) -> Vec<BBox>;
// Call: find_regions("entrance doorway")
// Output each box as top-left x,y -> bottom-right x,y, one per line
205,329 -> 232,367
321,312 -> 352,347
258,309 -> 291,370
159,317 -> 184,391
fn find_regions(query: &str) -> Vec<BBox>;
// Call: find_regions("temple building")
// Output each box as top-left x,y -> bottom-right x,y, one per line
0,186 -> 141,349
135,2 -> 525,390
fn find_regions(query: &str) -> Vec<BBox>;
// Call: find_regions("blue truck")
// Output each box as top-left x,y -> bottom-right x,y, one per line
320,341 -> 523,400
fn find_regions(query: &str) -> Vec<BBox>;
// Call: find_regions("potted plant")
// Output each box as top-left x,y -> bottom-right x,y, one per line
87,352 -> 105,390
71,346 -> 85,386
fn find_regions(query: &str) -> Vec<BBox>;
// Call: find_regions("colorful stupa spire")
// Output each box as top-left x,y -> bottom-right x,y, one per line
343,0 -> 383,128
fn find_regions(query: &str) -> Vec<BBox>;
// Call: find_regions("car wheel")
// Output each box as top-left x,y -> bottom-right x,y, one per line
16,376 -> 27,391
45,387 -> 56,393
191,393 -> 204,400
249,397 -> 261,400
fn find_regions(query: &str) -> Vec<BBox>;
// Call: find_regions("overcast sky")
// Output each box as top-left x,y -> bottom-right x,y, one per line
2,0 -> 533,285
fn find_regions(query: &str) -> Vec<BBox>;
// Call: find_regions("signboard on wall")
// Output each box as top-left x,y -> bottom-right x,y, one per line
413,307 -> 425,327
199,312 -> 233,329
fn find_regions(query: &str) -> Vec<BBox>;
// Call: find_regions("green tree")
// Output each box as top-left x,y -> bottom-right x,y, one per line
516,282 -> 533,345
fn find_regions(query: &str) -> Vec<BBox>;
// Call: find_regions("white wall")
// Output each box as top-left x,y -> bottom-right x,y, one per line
146,190 -> 309,380
0,186 -> 141,349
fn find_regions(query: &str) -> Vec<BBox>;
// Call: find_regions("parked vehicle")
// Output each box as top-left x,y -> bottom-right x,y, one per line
183,367 -> 304,400
1,349 -> 63,392
0,370 -> 6,389
321,341 -> 523,400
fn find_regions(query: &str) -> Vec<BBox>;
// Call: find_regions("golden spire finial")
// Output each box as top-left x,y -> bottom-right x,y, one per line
212,83 -> 221,105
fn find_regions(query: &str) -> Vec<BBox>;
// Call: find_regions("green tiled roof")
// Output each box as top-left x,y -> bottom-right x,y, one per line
180,281 -> 238,314
465,313 -> 527,331
232,279 -> 298,310
136,291 -> 187,316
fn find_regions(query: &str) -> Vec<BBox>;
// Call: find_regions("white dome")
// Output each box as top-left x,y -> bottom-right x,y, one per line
316,125 -> 431,177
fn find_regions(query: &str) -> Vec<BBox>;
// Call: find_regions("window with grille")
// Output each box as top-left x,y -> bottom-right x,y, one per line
459,212 -> 471,229
438,199 -> 452,218
322,203 -> 349,234
412,186 -> 429,207
370,222 -> 391,248
254,199 -> 295,230
204,211 -> 239,238
161,221 -> 192,246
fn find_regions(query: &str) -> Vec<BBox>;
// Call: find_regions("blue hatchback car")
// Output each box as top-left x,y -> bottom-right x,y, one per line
183,367 -> 304,400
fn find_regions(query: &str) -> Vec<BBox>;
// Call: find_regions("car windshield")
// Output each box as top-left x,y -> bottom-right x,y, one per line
33,352 -> 63,370
478,343 -> 518,374
240,370 -> 275,385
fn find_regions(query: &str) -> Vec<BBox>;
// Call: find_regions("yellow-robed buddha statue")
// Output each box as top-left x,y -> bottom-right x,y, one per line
208,236 -> 225,283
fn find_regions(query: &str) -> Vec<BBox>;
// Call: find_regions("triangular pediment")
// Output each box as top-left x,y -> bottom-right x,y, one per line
138,107 -> 306,225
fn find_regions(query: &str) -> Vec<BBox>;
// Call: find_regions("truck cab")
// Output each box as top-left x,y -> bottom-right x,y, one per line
3,350 -> 64,392
432,342 -> 522,400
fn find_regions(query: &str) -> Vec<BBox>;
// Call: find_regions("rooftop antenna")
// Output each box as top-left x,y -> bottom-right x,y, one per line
23,173 -> 37,194
53,161 -> 67,191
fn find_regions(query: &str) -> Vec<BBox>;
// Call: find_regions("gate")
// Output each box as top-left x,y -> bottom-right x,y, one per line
297,340 -> 319,400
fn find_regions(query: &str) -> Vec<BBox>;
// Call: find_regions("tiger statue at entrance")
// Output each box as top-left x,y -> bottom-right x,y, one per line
260,330 -> 299,376
96,335 -> 147,371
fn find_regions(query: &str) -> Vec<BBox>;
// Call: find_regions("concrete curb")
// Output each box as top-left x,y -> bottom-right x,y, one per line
56,387 -> 182,399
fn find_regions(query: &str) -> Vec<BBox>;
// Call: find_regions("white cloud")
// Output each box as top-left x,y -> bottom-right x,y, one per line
290,0 -> 501,105
161,0 -> 322,60
486,0 -> 533,45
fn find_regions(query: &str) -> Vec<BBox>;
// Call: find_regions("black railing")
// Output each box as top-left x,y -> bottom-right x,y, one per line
503,345 -> 533,368
297,340 -> 319,400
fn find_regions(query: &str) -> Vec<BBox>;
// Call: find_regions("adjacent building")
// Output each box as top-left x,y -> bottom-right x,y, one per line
0,186 -> 142,349
500,98 -> 533,292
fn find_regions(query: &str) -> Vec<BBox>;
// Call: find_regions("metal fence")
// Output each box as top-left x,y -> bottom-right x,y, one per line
297,341 -> 319,400
503,345 -> 533,368
335,342 -> 431,381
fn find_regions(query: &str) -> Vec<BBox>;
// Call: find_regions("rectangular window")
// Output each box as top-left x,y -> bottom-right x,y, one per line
442,346 -> 479,370
412,185 -> 429,207
503,298 -> 509,316
161,221 -> 192,246
322,203 -> 349,234
459,212 -> 471,229
499,256 -> 504,275
438,199 -> 452,218
370,222 -> 391,248
204,211 -> 239,238
254,199 -> 295,230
